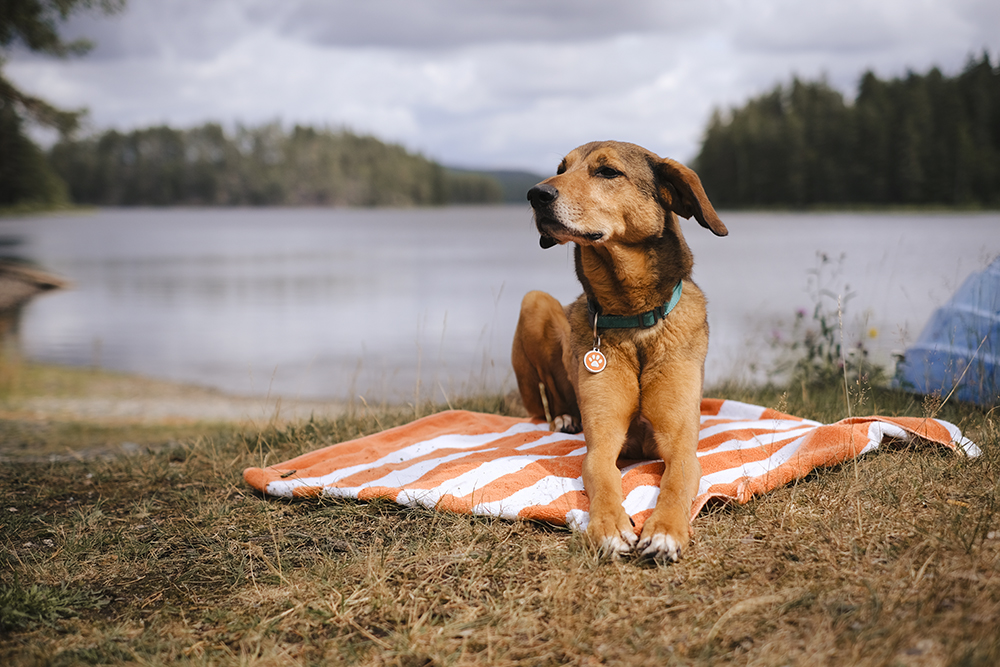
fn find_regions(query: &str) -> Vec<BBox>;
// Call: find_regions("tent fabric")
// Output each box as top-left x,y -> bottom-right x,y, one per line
896,255 -> 1000,407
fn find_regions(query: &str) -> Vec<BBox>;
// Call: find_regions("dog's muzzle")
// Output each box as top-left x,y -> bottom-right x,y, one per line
527,184 -> 561,249
526,183 -> 604,249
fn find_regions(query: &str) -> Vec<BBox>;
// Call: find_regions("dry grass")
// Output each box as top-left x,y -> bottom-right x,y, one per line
1,380 -> 998,666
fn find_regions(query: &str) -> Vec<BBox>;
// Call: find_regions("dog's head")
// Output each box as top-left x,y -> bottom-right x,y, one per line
526,141 -> 727,249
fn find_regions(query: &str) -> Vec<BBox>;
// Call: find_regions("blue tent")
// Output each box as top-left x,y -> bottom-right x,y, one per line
895,256 -> 1000,408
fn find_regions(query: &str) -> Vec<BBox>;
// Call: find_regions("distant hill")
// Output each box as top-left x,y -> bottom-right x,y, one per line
47,123 -> 507,207
447,168 -> 547,204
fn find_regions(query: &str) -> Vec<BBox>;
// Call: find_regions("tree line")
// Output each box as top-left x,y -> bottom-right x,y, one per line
46,123 -> 504,207
2,1 -> 510,209
4,1 -> 996,211
694,54 -> 1000,208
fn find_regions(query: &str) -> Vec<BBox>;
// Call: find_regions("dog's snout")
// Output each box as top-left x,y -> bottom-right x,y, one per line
527,184 -> 558,208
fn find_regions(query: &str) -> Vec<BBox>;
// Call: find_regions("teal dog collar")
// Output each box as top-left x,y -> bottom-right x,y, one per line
588,281 -> 683,330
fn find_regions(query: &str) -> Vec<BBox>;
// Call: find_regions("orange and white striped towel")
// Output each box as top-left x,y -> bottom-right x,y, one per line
243,399 -> 978,532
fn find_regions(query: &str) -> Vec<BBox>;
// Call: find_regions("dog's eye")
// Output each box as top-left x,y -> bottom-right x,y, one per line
594,166 -> 623,179
556,160 -> 567,175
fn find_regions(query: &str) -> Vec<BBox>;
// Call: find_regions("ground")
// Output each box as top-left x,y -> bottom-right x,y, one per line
0,362 -> 348,462
1,361 -> 999,666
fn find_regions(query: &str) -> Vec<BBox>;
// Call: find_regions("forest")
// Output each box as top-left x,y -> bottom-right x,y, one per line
694,53 -> 1000,208
45,123 -> 506,207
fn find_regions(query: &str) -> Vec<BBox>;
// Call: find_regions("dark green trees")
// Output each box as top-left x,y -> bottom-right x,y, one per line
695,54 -> 1000,208
47,123 -> 504,207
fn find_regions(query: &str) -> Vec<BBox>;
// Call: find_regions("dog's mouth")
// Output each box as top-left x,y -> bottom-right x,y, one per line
535,215 -> 605,249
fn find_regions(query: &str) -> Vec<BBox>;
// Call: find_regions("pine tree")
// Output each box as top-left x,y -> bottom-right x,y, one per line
0,0 -> 124,207
695,55 -> 1000,208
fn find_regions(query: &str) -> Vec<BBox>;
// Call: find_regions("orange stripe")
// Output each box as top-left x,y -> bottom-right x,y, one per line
700,398 -> 726,416
698,426 -> 809,452
327,430 -> 550,487
256,410 -> 526,476
697,433 -> 810,475
246,412 -> 543,487
517,490 -> 589,523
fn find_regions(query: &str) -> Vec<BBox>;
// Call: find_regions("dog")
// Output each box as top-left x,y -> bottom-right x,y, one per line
511,141 -> 727,560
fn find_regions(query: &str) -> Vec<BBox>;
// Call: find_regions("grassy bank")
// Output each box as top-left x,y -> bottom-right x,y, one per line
1,370 -> 998,665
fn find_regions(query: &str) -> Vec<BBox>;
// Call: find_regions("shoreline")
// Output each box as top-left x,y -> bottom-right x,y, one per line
0,362 -> 352,463
0,362 -> 349,426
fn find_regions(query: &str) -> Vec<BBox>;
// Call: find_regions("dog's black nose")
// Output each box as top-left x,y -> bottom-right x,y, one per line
527,184 -> 558,208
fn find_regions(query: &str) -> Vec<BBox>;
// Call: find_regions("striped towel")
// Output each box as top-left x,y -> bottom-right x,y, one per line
243,399 -> 979,532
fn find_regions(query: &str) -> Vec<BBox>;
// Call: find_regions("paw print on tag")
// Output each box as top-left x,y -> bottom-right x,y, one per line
585,349 -> 606,373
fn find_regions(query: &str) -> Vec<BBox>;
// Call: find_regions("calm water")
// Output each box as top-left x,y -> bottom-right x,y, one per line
2,207 -> 998,401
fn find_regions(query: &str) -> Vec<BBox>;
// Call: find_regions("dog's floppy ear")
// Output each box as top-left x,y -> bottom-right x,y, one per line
654,158 -> 728,237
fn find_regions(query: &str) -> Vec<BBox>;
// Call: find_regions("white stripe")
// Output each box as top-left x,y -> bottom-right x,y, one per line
935,418 -> 982,457
705,400 -> 766,421
405,452 -> 577,500
265,420 -> 550,496
699,418 -> 820,440
623,484 -> 660,516
318,440 -> 585,499
471,474 -> 586,519
327,446 -> 587,510
271,448 -> 474,497
696,434 -> 808,495
862,421 -> 906,456
697,426 -> 817,456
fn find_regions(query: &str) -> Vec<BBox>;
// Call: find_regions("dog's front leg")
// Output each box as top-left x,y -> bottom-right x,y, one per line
637,367 -> 703,562
577,365 -> 640,557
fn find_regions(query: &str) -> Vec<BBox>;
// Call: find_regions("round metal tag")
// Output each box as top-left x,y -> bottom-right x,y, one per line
584,348 -> 607,373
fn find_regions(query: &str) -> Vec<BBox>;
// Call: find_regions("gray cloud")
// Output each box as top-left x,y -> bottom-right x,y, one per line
50,0 -> 712,61
247,0 -> 712,50
6,0 -> 999,172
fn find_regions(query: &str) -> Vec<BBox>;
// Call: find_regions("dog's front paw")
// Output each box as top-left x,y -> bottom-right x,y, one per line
553,414 -> 581,433
636,533 -> 682,562
597,529 -> 638,558
586,513 -> 637,558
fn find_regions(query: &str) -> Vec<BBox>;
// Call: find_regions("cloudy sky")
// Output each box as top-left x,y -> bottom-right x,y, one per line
7,0 -> 999,173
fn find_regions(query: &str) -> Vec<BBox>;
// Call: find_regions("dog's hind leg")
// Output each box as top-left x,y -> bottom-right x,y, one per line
511,291 -> 580,432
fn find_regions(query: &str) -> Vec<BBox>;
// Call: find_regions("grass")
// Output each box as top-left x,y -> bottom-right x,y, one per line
0,370 -> 998,665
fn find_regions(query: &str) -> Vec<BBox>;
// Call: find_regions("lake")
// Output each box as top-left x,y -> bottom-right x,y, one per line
2,207 -> 998,402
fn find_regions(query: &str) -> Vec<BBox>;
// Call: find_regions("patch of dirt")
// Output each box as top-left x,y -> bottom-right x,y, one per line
3,392 -> 347,425
0,366 -> 348,426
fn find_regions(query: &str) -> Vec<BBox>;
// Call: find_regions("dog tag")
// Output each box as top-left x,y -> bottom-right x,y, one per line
584,348 -> 607,373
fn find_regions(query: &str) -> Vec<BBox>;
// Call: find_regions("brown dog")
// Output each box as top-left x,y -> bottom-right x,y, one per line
512,141 -> 727,560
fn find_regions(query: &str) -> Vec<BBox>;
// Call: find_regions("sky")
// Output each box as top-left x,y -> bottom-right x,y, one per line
7,0 -> 999,174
